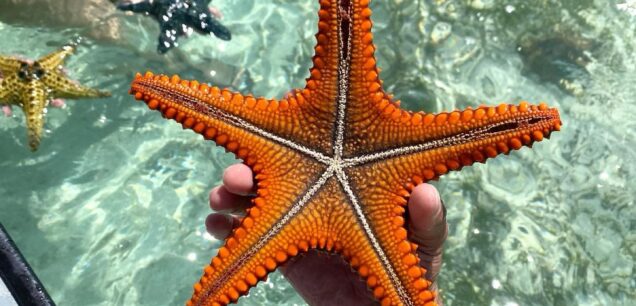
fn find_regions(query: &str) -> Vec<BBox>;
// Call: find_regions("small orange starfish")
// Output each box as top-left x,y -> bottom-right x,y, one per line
127,0 -> 561,305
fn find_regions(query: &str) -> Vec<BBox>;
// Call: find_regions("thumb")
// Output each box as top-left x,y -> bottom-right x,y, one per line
407,184 -> 447,282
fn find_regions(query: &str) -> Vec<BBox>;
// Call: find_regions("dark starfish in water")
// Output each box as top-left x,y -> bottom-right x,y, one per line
117,0 -> 231,53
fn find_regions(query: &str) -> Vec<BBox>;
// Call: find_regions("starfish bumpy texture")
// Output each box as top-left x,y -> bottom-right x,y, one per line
0,46 -> 110,151
127,0 -> 562,305
117,0 -> 231,53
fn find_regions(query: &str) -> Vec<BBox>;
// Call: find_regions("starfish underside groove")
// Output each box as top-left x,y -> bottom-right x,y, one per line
0,47 -> 110,150
128,0 -> 562,305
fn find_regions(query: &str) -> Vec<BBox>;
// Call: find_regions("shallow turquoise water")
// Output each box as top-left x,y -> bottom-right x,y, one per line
0,0 -> 635,305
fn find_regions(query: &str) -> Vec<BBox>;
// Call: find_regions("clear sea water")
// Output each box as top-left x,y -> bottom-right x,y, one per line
0,0 -> 634,305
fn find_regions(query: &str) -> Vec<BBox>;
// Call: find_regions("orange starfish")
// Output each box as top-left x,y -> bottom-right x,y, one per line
127,0 -> 562,305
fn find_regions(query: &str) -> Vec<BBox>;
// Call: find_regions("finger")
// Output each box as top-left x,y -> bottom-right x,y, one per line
205,213 -> 240,240
222,163 -> 255,196
408,184 -> 447,241
50,99 -> 65,108
209,185 -> 253,213
407,183 -> 448,282
2,105 -> 11,117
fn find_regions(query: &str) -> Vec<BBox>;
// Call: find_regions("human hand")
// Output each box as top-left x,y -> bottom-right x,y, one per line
206,163 -> 447,306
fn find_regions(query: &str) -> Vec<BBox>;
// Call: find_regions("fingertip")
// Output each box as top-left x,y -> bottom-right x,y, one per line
209,185 -> 252,212
205,213 -> 234,239
223,163 -> 255,195
408,184 -> 443,233
408,185 -> 447,283
209,186 -> 222,210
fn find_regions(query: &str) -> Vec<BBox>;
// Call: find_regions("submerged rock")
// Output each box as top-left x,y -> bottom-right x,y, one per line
0,0 -> 121,41
518,34 -> 595,96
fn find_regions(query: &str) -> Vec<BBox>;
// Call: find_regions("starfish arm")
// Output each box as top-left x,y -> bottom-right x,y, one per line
381,105 -> 559,180
326,0 -> 431,149
187,12 -> 231,40
189,158 -> 327,306
209,21 -> 231,41
0,73 -> 25,106
43,71 -> 111,99
308,0 -> 389,125
0,81 -> 11,103
298,0 -> 343,120
157,23 -> 180,54
21,81 -> 47,151
0,56 -> 23,75
37,46 -> 75,70
344,101 -> 562,158
130,73 -> 336,155
336,169 -> 438,306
